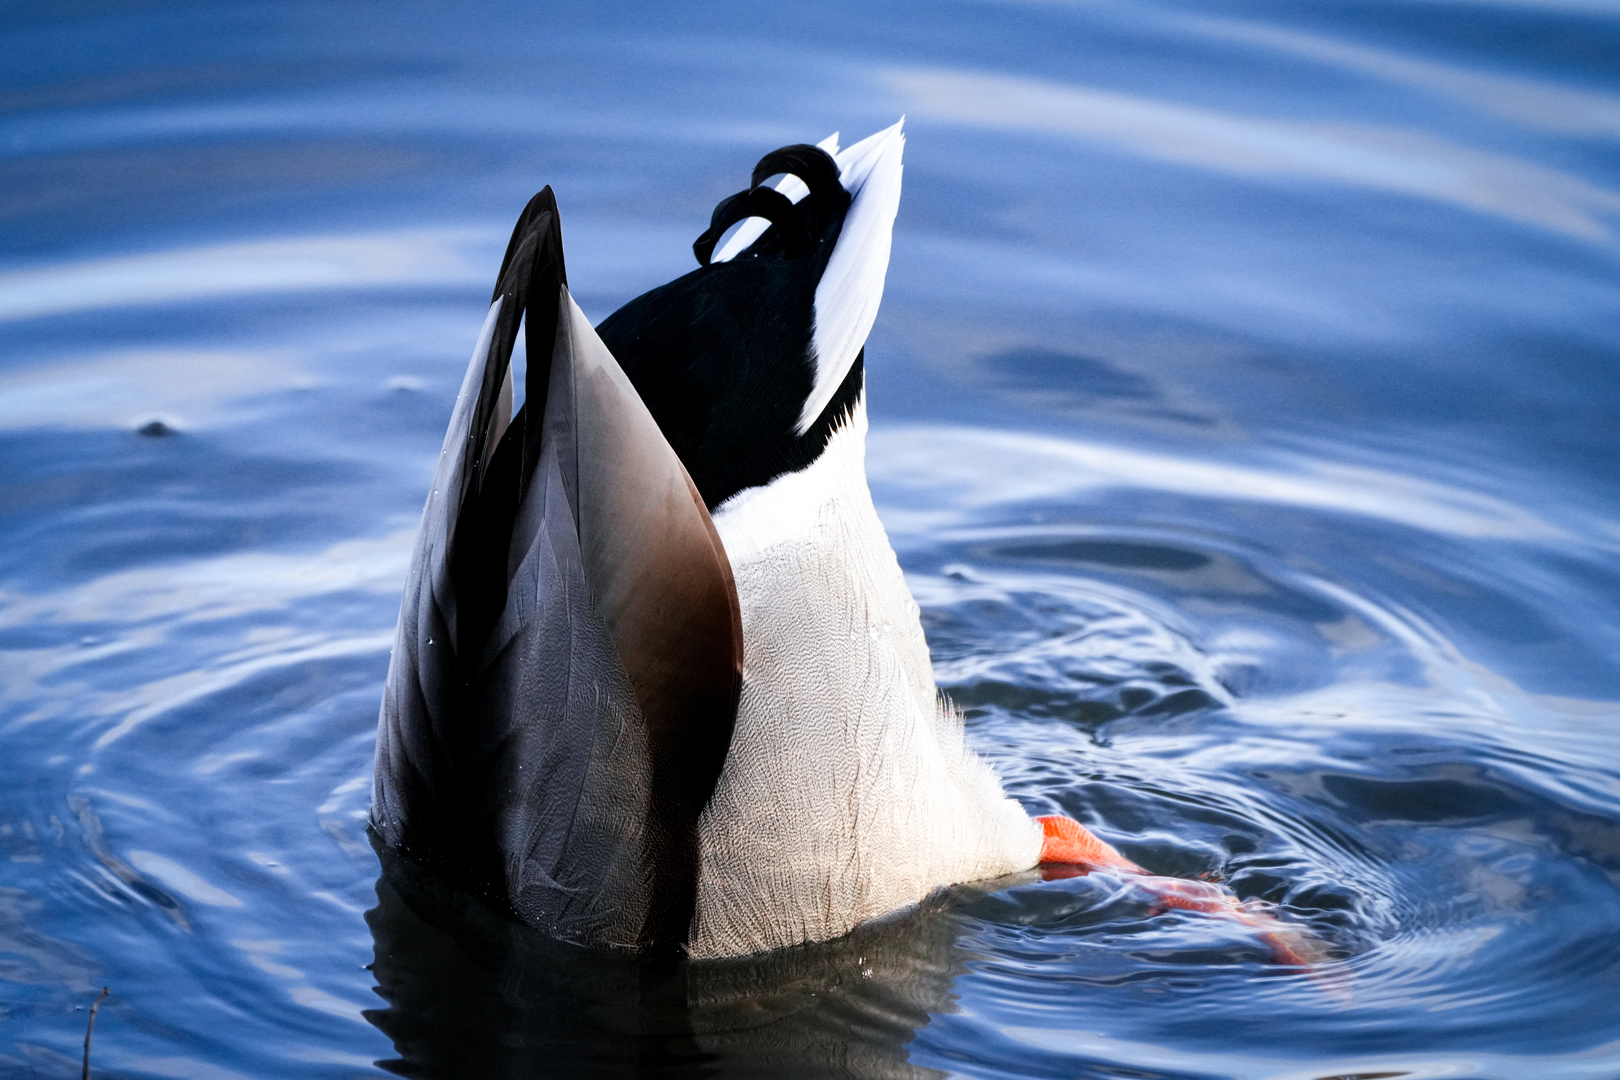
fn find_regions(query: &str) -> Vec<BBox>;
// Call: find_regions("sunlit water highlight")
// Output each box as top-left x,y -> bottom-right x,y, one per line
2,1 -> 1618,1077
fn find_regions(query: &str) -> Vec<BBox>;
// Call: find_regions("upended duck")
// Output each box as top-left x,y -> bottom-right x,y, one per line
372,122 -> 1307,961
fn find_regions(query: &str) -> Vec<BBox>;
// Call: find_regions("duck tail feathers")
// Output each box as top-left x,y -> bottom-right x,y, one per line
801,118 -> 905,434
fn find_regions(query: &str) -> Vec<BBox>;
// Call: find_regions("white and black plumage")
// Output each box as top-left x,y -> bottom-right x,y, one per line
373,124 -> 1296,962
371,121 -> 1038,956
595,123 -> 1041,957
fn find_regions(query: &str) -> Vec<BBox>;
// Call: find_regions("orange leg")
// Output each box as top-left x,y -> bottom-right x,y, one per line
1035,814 -> 1147,873
1035,814 -> 1324,967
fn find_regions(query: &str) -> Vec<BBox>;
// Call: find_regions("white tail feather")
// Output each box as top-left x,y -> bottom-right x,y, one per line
712,132 -> 844,264
800,119 -> 905,434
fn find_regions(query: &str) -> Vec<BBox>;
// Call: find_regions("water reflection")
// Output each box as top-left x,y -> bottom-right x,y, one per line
1180,14 -> 1620,138
0,230 -> 493,325
367,839 -> 965,1079
888,67 -> 1620,241
3,0 -> 1619,1074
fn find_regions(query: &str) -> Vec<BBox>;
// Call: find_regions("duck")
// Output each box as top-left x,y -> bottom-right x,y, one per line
371,121 -> 1310,962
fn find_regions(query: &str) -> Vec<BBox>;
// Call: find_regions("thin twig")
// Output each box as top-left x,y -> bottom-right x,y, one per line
82,987 -> 109,1080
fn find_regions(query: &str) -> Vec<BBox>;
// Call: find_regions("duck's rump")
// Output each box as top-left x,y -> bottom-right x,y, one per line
374,128 -> 1038,959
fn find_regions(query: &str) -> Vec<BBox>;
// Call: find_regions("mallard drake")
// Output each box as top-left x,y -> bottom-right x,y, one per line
371,122 -> 1312,964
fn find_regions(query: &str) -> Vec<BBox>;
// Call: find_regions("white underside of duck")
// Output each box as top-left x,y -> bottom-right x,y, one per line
691,395 -> 1042,958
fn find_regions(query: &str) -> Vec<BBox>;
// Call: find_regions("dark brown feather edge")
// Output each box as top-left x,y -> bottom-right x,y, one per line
556,288 -> 742,947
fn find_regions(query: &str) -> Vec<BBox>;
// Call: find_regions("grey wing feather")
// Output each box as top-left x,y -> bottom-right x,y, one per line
373,191 -> 740,951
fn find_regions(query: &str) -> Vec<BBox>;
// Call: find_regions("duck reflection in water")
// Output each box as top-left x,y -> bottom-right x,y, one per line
365,834 -> 967,1080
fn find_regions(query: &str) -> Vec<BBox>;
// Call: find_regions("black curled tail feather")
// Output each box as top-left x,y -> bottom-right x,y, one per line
694,187 -> 811,265
750,144 -> 848,232
692,143 -> 850,268
374,191 -> 741,952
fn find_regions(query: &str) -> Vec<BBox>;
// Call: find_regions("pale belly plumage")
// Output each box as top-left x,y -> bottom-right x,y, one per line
690,399 -> 1042,958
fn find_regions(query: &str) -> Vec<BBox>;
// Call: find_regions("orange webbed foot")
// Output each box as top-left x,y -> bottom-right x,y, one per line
1035,813 -> 1146,874
1034,814 -> 1327,968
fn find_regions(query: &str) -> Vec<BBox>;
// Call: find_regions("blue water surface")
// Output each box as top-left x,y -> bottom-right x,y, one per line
2,1 -> 1619,1077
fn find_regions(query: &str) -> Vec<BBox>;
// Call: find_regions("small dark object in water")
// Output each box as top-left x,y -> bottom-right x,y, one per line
82,986 -> 109,1080
136,419 -> 175,437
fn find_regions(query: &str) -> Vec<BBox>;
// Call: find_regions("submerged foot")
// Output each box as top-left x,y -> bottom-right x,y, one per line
1034,815 -> 1328,967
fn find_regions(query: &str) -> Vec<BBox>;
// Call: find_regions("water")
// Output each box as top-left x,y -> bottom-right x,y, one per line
3,0 -> 1619,1076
